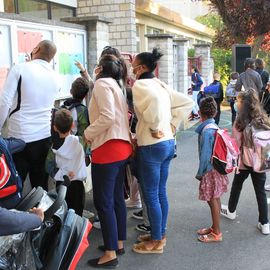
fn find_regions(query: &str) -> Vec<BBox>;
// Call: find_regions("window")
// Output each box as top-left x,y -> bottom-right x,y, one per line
18,0 -> 48,19
3,0 -> 15,13
50,2 -> 75,20
3,0 -> 75,20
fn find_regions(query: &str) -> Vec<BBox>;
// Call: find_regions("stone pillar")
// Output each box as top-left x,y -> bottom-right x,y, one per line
146,34 -> 174,87
77,0 -> 137,53
194,44 -> 211,86
62,16 -> 111,75
173,38 -> 189,94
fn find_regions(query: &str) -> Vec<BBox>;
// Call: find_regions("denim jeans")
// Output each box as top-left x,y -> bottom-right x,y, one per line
228,169 -> 268,225
92,159 -> 128,250
137,139 -> 175,240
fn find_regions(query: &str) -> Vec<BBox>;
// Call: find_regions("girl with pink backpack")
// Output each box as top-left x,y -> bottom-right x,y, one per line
221,89 -> 270,234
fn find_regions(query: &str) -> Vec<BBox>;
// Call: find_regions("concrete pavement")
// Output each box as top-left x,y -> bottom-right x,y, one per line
78,108 -> 270,270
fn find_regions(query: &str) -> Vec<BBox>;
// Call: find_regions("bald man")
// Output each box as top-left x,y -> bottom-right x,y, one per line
0,40 -> 60,190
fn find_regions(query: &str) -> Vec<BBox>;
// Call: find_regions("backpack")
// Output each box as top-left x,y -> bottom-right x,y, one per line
204,83 -> 221,99
242,124 -> 270,173
0,138 -> 23,208
204,124 -> 240,175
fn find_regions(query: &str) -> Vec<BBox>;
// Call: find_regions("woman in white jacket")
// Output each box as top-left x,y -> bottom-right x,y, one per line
131,48 -> 194,254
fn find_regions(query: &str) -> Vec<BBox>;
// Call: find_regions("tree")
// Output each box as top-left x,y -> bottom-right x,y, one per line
193,0 -> 270,57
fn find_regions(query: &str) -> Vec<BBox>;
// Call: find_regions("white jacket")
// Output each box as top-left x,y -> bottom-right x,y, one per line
53,135 -> 87,182
0,60 -> 60,143
132,78 -> 194,146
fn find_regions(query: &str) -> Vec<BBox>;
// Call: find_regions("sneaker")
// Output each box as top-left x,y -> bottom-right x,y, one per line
132,209 -> 143,220
258,222 -> 270,235
92,218 -> 101,230
220,204 -> 236,220
83,210 -> 95,219
125,198 -> 142,209
265,184 -> 270,191
136,224 -> 151,233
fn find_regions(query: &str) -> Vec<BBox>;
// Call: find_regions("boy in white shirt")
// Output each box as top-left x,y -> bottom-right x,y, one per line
52,109 -> 87,216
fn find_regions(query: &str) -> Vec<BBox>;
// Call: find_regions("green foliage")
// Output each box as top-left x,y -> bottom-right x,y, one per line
188,48 -> 195,57
196,13 -> 223,30
211,48 -> 232,88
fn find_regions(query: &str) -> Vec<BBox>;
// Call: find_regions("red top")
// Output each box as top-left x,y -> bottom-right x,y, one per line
92,139 -> 132,164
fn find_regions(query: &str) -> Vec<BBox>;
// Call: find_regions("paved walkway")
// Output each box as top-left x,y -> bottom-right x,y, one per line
78,108 -> 270,270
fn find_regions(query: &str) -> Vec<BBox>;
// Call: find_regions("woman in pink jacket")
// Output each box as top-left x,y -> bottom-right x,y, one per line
84,54 -> 132,268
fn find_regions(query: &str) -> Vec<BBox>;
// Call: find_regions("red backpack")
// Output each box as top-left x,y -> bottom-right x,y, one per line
205,124 -> 240,175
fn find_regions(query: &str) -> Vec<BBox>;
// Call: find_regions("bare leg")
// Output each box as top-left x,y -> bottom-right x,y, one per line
208,198 -> 221,235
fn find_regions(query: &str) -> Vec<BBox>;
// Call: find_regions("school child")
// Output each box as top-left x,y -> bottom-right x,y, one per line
52,109 -> 87,216
195,96 -> 229,242
204,73 -> 224,125
226,72 -> 239,124
221,89 -> 270,234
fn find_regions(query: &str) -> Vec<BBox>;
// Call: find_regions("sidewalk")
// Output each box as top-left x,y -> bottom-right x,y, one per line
78,108 -> 270,270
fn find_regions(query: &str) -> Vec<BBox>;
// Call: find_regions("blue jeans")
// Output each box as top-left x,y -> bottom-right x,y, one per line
92,159 -> 128,250
137,140 -> 175,240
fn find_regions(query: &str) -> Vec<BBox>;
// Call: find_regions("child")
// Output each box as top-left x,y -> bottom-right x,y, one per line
205,72 -> 224,125
221,89 -> 270,234
195,96 -> 229,242
52,109 -> 87,216
226,72 -> 239,124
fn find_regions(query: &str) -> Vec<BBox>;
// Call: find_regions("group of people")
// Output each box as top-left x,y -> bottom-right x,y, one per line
1,38 -> 270,268
0,40 -> 194,268
194,57 -> 270,244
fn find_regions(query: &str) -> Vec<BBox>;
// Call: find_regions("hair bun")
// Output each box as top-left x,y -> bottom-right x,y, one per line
152,47 -> 163,62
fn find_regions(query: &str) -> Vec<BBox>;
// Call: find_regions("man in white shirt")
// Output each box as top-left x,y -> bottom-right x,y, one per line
0,40 -> 60,190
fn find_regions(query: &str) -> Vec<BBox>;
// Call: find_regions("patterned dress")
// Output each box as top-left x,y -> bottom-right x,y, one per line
199,169 -> 229,201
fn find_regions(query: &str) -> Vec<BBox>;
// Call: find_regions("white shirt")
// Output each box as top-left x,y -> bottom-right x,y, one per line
0,59 -> 60,143
52,135 -> 87,182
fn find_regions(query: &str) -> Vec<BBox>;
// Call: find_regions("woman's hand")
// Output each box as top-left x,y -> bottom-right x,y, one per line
150,129 -> 165,139
75,60 -> 85,72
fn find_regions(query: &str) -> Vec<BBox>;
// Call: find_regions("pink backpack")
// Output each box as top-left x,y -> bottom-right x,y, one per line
204,124 -> 240,175
242,125 -> 270,173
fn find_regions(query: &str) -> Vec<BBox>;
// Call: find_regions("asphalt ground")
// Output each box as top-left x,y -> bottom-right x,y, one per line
77,107 -> 270,270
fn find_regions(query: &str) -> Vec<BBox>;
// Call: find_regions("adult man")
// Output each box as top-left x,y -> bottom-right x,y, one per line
0,40 -> 60,190
235,58 -> 263,94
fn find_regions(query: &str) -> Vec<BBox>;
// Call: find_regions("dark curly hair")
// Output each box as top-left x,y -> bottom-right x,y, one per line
235,89 -> 270,131
199,96 -> 217,119
71,77 -> 90,101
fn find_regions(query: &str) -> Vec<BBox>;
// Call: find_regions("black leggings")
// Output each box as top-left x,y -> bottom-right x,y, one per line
228,169 -> 268,224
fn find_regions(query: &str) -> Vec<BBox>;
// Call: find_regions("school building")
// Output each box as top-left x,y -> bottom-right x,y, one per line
0,0 -> 214,97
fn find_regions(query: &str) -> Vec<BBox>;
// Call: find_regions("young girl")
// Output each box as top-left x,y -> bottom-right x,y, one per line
195,96 -> 229,242
221,89 -> 270,234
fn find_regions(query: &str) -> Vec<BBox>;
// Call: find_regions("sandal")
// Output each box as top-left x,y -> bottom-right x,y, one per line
137,234 -> 167,247
197,227 -> 213,235
198,231 -> 222,243
133,241 -> 163,254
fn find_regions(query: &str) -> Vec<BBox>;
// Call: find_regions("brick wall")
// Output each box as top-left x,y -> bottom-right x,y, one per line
77,0 -> 137,53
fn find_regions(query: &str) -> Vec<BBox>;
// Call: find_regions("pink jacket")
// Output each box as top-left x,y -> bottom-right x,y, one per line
84,78 -> 131,150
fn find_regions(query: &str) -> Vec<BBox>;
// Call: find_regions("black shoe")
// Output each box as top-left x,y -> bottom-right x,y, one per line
132,209 -> 143,220
135,223 -> 151,233
87,257 -> 119,268
98,245 -> 125,255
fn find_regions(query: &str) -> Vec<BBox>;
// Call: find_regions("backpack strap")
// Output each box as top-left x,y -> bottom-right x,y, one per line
203,123 -> 219,131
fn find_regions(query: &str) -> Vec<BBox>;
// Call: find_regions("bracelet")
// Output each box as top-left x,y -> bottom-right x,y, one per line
80,69 -> 86,74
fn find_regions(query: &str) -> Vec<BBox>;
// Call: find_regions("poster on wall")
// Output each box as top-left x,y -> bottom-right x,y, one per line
17,28 -> 52,63
56,31 -> 85,99
0,24 -> 12,92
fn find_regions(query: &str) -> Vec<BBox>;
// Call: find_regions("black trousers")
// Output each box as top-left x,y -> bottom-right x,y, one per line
228,169 -> 268,224
13,137 -> 51,191
57,180 -> 85,216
